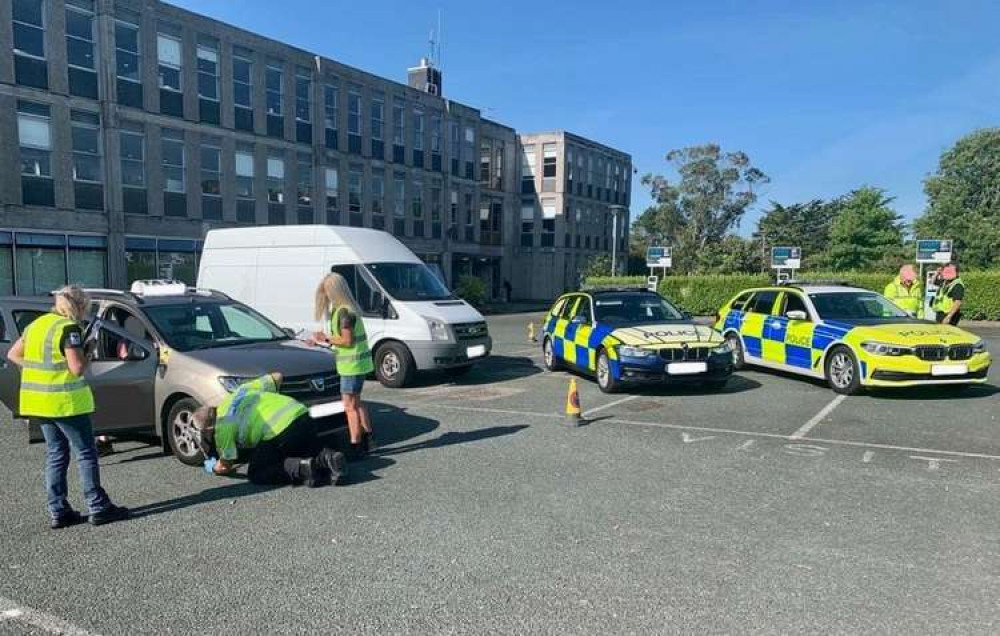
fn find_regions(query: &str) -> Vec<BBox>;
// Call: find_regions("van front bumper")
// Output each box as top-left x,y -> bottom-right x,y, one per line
410,337 -> 493,370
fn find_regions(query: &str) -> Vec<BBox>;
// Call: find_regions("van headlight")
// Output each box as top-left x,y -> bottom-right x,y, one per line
218,376 -> 254,392
422,316 -> 452,341
860,341 -> 912,356
619,345 -> 656,359
973,340 -> 986,354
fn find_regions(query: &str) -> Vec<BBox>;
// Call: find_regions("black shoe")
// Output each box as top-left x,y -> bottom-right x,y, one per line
318,449 -> 347,485
89,505 -> 129,526
363,431 -> 377,454
346,442 -> 367,462
96,439 -> 115,457
49,510 -> 84,530
298,458 -> 324,488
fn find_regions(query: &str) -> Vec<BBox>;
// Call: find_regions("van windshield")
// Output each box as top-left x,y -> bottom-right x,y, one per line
366,262 -> 454,302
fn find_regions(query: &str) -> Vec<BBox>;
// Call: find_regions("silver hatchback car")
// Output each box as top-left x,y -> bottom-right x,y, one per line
0,284 -> 343,465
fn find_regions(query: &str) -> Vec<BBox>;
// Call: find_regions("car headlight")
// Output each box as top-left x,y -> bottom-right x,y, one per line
619,345 -> 657,358
860,341 -> 913,356
422,316 -> 452,341
711,341 -> 733,355
973,340 -> 986,354
218,376 -> 254,392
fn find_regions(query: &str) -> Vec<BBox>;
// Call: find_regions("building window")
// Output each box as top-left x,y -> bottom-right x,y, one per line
348,165 -> 363,226
120,124 -> 146,214
347,87 -> 362,154
521,145 -> 536,194
542,143 -> 557,192
464,193 -> 474,242
66,0 -> 97,98
10,233 -> 109,292
197,38 -> 221,125
235,146 -> 255,224
0,233 -> 11,295
13,0 -> 47,89
541,200 -> 556,247
371,169 -> 385,230
567,149 -> 575,193
200,139 -> 222,221
450,121 -> 461,177
114,11 -> 142,108
412,109 -> 425,168
576,153 -> 585,196
232,46 -> 253,131
161,128 -> 186,217
157,31 -> 183,117
265,60 -> 284,138
430,180 -> 442,239
267,155 -> 286,224
126,237 -> 198,286
392,96 -> 405,164
324,81 -> 339,149
296,154 -> 313,224
480,198 -> 502,247
370,93 -> 385,159
393,172 -> 405,236
449,190 -> 458,234
17,101 -> 53,207
493,139 -> 505,190
479,138 -> 492,186
463,126 -> 476,180
521,199 -> 535,248
411,178 -> 424,237
587,156 -> 594,199
430,114 -> 442,172
71,110 -> 103,211
324,165 -> 340,225
295,67 -> 312,144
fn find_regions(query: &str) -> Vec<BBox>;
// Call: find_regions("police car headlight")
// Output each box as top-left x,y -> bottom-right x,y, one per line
619,345 -> 656,358
218,376 -> 254,392
860,341 -> 912,356
711,342 -> 733,355
422,316 -> 452,341
972,340 -> 986,354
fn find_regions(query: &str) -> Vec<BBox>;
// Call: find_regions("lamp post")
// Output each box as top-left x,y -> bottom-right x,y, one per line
609,205 -> 627,276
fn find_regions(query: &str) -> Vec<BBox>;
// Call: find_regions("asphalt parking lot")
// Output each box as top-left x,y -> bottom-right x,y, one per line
1,312 -> 998,634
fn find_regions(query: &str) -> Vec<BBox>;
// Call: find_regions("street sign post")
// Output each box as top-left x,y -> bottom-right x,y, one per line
915,239 -> 952,264
771,246 -> 801,282
646,246 -> 672,269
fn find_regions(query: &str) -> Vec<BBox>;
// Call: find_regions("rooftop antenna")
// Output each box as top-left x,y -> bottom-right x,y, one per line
426,10 -> 442,68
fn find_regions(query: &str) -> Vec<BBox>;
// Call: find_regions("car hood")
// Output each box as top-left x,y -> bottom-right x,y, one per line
403,299 -> 485,324
609,323 -> 723,347
175,339 -> 335,377
848,322 -> 981,346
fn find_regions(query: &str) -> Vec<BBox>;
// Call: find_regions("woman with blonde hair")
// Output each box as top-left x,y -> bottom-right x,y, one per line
6,285 -> 129,528
310,273 -> 375,458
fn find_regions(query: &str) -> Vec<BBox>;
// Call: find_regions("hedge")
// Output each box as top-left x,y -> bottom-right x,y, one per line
585,271 -> 1000,320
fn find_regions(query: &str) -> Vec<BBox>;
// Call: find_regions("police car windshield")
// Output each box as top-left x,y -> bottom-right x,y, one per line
593,293 -> 686,326
365,262 -> 454,302
809,292 -> 910,321
143,301 -> 288,352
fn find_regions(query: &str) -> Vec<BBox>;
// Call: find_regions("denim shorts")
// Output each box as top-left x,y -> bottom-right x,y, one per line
340,374 -> 365,395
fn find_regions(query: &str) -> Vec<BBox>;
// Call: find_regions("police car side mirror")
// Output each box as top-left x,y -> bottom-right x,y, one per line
786,310 -> 808,321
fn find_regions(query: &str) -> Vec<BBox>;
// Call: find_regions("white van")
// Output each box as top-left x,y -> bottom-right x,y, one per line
197,225 -> 491,387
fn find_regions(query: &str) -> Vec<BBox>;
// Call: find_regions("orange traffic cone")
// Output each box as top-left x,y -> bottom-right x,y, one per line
527,321 -> 537,342
564,378 -> 582,426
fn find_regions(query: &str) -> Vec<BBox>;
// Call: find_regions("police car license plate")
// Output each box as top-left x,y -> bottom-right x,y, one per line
931,363 -> 967,377
667,361 -> 708,375
466,344 -> 487,359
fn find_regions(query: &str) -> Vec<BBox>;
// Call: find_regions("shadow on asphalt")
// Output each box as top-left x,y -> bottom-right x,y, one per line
399,355 -> 542,388
552,368 -> 762,396
375,425 -> 529,457
129,481 -> 278,519
867,383 -> 999,401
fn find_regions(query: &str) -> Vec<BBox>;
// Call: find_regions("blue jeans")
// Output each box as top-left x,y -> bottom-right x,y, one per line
39,415 -> 113,519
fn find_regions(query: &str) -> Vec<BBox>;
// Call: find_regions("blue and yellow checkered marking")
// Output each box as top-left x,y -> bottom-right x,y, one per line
543,297 -> 620,376
724,309 -> 855,372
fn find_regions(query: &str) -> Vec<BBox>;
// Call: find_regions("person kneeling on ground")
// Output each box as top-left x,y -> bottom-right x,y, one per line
192,373 -> 346,487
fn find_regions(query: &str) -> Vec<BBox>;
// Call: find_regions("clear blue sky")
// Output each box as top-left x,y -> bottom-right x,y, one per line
172,0 -> 1000,232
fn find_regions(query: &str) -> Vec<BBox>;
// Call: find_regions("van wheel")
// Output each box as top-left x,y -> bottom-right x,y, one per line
375,342 -> 414,388
166,397 -> 205,466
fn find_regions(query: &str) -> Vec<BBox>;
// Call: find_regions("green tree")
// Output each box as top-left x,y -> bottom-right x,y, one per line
827,187 -> 906,271
582,253 -> 613,279
755,199 -> 839,270
632,144 -> 769,273
915,128 -> 1000,268
694,235 -> 764,273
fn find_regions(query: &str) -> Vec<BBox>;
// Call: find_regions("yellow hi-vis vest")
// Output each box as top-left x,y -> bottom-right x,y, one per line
932,278 -> 964,314
18,313 -> 95,418
883,277 -> 922,315
213,376 -> 307,460
330,306 -> 374,377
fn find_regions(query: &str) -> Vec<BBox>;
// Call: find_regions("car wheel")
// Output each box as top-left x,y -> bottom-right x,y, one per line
444,365 -> 473,379
375,342 -> 414,388
596,349 -> 621,394
543,337 -> 562,371
725,333 -> 745,370
166,397 -> 205,466
825,346 -> 862,395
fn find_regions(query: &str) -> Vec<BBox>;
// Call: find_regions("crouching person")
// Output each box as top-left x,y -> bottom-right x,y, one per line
192,373 -> 346,487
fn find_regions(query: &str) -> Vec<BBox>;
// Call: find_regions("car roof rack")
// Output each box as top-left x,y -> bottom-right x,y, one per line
78,288 -> 144,303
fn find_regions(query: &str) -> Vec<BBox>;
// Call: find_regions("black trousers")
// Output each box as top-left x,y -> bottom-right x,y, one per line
247,415 -> 327,486
935,311 -> 962,326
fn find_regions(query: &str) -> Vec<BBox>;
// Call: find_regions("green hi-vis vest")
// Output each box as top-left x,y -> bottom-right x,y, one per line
330,306 -> 374,377
18,313 -> 95,418
214,378 -> 306,459
883,277 -> 922,315
932,278 -> 964,314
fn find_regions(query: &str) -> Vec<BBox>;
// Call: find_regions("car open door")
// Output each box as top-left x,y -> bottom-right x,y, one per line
85,318 -> 159,436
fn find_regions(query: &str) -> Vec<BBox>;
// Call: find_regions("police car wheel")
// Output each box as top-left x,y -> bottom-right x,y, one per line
725,333 -> 745,370
825,347 -> 862,395
596,350 -> 620,394
543,337 -> 562,371
166,397 -> 206,466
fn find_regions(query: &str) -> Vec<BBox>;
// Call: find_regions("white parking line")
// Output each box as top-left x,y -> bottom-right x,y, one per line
789,395 -> 847,440
0,597 -> 99,635
584,395 -> 638,418
496,346 -> 543,356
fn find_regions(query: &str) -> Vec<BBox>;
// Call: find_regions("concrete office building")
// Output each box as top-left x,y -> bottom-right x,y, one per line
0,0 -> 630,301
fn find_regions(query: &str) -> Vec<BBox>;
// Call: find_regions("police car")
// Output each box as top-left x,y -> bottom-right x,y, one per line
542,288 -> 734,393
714,282 -> 991,394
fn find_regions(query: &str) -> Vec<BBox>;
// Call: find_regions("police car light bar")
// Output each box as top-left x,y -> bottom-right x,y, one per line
130,279 -> 189,296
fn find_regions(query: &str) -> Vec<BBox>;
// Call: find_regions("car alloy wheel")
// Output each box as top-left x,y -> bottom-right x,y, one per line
172,409 -> 199,460
597,355 -> 610,389
544,339 -> 554,367
828,351 -> 855,389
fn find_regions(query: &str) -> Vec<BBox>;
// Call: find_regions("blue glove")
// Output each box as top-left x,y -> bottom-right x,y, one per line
203,457 -> 218,474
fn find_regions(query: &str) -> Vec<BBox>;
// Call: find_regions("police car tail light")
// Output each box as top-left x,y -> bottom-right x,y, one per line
619,345 -> 656,358
130,279 -> 188,296
860,341 -> 912,357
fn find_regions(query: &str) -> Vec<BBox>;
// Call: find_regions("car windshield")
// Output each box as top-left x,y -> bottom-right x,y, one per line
809,292 -> 910,321
365,262 -> 454,302
593,293 -> 686,326
143,301 -> 288,352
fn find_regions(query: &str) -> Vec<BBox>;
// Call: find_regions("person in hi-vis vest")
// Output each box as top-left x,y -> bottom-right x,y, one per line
883,264 -> 923,317
310,273 -> 376,460
932,263 -> 965,326
6,286 -> 129,529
